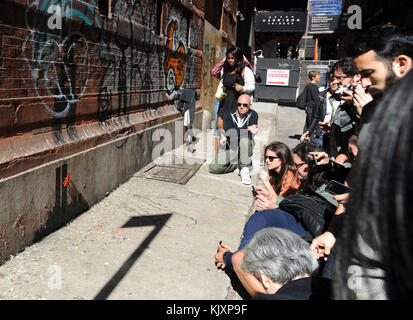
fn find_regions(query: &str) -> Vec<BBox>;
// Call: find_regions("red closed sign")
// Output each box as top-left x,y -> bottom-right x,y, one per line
266,69 -> 290,86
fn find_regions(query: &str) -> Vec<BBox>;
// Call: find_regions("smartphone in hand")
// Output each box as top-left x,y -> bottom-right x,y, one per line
252,185 -> 258,197
325,180 -> 352,195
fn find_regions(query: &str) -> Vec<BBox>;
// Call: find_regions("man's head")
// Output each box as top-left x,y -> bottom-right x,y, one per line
348,24 -> 413,96
236,94 -> 252,117
328,74 -> 340,94
241,227 -> 318,294
308,70 -> 321,82
330,58 -> 354,87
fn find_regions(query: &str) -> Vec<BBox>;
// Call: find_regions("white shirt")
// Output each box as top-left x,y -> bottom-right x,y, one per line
323,92 -> 341,123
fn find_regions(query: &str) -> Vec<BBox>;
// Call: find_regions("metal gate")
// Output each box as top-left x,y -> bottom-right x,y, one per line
297,60 -> 337,95
254,59 -> 337,103
254,58 -> 300,103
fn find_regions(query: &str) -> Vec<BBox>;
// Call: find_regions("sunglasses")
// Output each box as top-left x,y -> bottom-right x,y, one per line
295,162 -> 307,168
265,155 -> 279,161
237,103 -> 249,107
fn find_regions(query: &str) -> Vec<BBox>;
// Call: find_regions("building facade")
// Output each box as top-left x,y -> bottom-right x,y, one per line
0,0 -> 237,264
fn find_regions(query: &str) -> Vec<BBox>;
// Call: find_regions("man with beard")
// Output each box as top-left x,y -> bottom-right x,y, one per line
349,24 -> 413,126
309,25 -> 413,289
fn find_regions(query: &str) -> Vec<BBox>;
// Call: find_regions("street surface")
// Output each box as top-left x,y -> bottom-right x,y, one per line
0,103 -> 305,300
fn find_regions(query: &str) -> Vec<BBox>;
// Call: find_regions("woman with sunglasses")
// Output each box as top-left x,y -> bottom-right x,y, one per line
256,142 -> 300,211
215,142 -> 339,298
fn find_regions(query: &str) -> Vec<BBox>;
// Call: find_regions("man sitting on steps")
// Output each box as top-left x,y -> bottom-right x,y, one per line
209,94 -> 259,185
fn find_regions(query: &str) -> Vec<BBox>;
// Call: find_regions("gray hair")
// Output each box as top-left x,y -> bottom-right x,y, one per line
241,227 -> 319,284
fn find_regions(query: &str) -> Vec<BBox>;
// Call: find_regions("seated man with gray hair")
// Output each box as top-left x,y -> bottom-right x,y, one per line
241,227 -> 319,300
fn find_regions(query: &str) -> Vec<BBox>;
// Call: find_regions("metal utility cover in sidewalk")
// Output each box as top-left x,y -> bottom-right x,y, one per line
136,156 -> 205,185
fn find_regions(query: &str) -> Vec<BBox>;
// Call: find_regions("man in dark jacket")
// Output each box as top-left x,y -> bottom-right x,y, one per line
302,70 -> 321,133
301,75 -> 340,151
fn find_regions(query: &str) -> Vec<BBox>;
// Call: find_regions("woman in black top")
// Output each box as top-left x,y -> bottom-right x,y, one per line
215,46 -> 255,120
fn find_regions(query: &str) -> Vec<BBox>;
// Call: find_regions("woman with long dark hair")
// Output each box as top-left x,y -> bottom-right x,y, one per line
334,70 -> 413,300
215,46 -> 255,119
216,142 -> 337,297
256,142 -> 300,210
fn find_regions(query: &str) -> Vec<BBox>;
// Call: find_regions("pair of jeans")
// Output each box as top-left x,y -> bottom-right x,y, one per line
213,100 -> 220,136
224,209 -> 306,268
314,131 -> 325,148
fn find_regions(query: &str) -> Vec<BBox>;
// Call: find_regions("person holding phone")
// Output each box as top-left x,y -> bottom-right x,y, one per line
215,142 -> 338,297
254,141 -> 300,211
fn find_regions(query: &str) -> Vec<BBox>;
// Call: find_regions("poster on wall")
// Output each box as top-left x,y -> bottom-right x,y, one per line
308,0 -> 342,15
308,0 -> 343,34
266,69 -> 290,86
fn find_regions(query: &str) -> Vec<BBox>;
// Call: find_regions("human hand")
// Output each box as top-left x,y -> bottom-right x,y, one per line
310,232 -> 336,260
318,121 -> 331,133
256,194 -> 277,210
341,88 -> 354,103
255,186 -> 270,199
353,85 -> 373,115
215,242 -> 235,269
234,83 -> 244,92
219,135 -> 227,146
300,131 -> 310,142
308,152 -> 330,165
248,125 -> 259,135
333,192 -> 350,205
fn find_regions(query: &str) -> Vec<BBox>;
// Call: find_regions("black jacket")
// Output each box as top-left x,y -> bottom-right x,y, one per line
177,89 -> 197,124
308,89 -> 328,138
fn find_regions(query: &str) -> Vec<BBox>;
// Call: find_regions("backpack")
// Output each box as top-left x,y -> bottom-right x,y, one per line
296,87 -> 307,110
278,190 -> 337,240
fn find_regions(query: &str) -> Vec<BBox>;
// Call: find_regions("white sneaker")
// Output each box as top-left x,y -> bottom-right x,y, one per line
233,168 -> 240,174
240,167 -> 251,185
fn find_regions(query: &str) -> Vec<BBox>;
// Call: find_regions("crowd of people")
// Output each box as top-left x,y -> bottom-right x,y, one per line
210,24 -> 413,299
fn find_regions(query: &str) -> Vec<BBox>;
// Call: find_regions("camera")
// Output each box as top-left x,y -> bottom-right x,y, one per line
334,84 -> 352,99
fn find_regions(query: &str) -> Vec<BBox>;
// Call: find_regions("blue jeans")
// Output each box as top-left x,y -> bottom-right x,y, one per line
213,100 -> 220,136
224,209 -> 306,267
314,131 -> 325,147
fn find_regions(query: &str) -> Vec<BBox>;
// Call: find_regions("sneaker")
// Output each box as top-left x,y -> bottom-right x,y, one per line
240,167 -> 251,185
233,168 -> 240,174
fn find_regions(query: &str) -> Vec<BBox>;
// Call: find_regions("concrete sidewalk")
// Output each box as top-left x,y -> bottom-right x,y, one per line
0,103 -> 305,300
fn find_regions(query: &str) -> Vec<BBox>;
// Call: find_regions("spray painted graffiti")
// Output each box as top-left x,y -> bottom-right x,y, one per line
19,0 -> 198,125
98,0 -> 160,120
164,19 -> 186,97
22,0 -> 99,119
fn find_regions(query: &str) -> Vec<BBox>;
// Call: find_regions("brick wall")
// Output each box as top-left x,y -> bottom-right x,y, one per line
0,0 -> 237,179
0,0 -> 239,264
0,0 -> 204,134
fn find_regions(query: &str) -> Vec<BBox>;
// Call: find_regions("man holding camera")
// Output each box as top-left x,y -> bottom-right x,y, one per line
301,59 -> 359,157
310,24 -> 413,288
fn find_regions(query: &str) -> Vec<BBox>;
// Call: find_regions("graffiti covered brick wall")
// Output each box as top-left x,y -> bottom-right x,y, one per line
0,0 -> 203,133
0,0 -> 206,178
